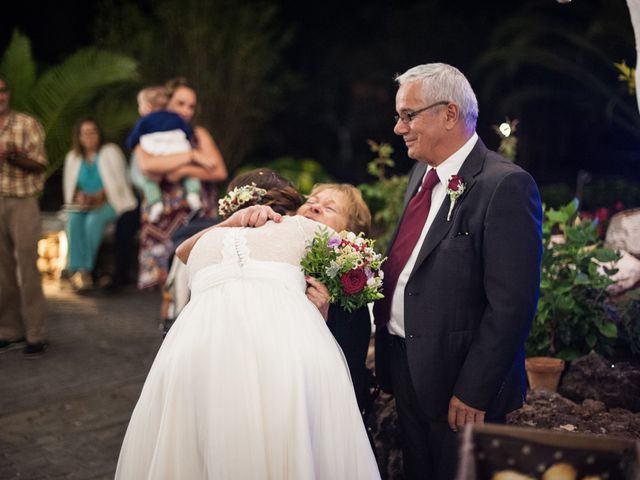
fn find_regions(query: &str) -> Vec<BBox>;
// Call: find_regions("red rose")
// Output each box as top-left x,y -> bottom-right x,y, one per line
340,269 -> 367,295
448,175 -> 464,192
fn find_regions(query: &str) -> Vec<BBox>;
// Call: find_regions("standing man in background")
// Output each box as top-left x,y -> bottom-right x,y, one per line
0,76 -> 49,357
374,63 -> 542,479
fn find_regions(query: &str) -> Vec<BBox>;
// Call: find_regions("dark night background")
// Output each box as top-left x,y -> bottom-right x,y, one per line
3,0 -> 640,211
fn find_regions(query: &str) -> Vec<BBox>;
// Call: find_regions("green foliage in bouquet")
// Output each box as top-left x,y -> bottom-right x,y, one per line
359,141 -> 408,252
300,227 -> 385,313
527,199 -> 620,360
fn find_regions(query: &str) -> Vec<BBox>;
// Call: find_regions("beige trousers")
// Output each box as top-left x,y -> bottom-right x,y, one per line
0,196 -> 47,343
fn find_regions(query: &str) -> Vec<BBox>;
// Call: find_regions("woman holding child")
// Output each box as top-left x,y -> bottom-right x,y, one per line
134,77 -> 228,289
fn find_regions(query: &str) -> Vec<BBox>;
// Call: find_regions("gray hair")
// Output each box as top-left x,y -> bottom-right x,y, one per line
395,63 -> 478,131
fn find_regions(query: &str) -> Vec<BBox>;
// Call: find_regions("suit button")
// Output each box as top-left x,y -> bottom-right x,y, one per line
408,334 -> 415,339
407,292 -> 419,296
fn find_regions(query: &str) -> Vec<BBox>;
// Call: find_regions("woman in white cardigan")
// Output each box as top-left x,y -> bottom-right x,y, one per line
63,119 -> 137,290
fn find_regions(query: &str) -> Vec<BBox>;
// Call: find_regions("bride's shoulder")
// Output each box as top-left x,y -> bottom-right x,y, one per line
288,215 -> 333,236
288,215 -> 318,228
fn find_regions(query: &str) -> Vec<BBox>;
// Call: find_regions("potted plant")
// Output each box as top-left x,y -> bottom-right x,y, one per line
525,199 -> 620,390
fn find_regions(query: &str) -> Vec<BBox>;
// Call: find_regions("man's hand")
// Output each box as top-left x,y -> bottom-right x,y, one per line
305,276 -> 330,321
223,205 -> 283,228
0,142 -> 8,162
447,395 -> 485,432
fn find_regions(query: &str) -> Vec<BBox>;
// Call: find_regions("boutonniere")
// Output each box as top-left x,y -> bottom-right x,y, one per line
446,175 -> 465,221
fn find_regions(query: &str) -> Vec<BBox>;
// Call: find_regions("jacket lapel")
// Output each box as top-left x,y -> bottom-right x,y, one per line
409,138 -> 488,278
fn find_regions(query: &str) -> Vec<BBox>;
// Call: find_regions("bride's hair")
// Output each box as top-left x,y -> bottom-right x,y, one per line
225,168 -> 304,216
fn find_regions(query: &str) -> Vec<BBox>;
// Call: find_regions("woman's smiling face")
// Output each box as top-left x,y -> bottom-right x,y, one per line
167,86 -> 197,123
297,188 -> 349,232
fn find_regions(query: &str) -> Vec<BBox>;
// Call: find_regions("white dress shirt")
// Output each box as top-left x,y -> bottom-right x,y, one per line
387,133 -> 478,338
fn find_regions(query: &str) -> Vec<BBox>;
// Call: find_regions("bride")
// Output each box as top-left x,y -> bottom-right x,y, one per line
115,169 -> 381,479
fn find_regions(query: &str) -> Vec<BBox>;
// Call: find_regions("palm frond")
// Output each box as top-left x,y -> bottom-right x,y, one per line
29,48 -> 137,128
0,29 -> 36,111
20,48 -> 138,176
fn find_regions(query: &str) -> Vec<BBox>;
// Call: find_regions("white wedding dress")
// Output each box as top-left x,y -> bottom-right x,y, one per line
115,215 -> 380,479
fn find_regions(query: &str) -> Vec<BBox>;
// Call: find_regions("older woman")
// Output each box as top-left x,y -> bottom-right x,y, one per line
297,183 -> 375,415
63,119 -> 137,291
135,78 -> 227,289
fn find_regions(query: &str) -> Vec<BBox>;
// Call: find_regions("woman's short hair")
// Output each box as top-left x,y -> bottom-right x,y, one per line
71,118 -> 105,157
310,183 -> 372,236
225,168 -> 304,217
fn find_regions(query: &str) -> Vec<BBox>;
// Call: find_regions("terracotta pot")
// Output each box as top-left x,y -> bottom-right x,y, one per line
525,356 -> 565,392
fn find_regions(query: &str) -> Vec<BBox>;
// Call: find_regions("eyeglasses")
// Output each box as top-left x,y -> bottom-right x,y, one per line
394,101 -> 449,124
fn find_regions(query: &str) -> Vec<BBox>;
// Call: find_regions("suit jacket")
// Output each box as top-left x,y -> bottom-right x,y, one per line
375,138 -> 542,421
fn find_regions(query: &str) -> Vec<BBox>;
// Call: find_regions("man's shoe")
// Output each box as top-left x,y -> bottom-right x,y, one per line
24,342 -> 48,358
0,337 -> 26,354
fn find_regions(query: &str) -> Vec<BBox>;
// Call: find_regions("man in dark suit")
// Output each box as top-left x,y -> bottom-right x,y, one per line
374,63 -> 542,479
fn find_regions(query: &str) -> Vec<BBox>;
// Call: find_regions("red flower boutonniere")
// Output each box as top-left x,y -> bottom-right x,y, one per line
446,175 -> 465,221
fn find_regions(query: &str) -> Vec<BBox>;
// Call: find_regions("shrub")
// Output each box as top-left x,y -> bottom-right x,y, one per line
358,141 -> 408,252
527,199 -> 620,360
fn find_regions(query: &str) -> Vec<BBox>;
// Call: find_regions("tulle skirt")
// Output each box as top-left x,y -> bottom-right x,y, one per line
115,262 -> 380,479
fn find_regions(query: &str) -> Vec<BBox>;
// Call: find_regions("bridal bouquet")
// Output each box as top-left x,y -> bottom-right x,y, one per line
301,228 -> 386,312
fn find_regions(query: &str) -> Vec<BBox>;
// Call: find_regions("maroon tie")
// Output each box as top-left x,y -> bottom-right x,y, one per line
374,168 -> 440,326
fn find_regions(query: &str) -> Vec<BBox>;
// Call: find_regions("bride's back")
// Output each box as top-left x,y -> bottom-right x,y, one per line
187,215 -> 323,277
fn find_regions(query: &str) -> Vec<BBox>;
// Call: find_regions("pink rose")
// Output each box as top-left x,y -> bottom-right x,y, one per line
340,269 -> 367,295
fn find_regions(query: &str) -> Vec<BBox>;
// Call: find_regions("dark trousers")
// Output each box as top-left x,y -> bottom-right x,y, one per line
388,334 -> 460,480
112,205 -> 140,287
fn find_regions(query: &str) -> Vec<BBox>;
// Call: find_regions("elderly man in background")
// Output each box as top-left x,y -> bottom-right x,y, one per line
0,76 -> 48,357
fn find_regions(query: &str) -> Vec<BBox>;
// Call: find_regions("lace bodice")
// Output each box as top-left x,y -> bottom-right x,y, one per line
187,215 -> 325,278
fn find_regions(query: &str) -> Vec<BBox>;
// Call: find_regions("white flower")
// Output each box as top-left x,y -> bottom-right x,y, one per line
325,261 -> 341,278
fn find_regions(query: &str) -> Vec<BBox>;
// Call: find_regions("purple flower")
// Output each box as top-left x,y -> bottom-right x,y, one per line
327,235 -> 341,248
364,266 -> 373,279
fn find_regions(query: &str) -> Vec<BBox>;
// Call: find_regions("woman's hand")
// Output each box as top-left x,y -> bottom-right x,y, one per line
74,191 -> 89,206
165,169 -> 184,183
191,149 -> 217,169
221,205 -> 283,228
74,190 -> 106,209
305,276 -> 330,321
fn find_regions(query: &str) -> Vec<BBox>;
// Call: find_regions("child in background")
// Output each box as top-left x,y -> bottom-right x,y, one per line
127,86 -> 202,223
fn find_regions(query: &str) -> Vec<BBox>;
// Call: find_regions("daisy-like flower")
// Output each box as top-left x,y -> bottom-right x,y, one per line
218,183 -> 267,218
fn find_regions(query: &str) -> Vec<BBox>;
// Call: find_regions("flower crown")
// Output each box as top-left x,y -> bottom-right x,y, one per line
218,183 -> 268,218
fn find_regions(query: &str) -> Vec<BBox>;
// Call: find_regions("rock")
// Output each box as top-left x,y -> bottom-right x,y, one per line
509,389 -> 640,440
580,399 -> 606,418
559,352 -> 640,412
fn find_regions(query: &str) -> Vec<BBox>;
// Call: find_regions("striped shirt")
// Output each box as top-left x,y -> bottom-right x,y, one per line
0,111 -> 48,197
